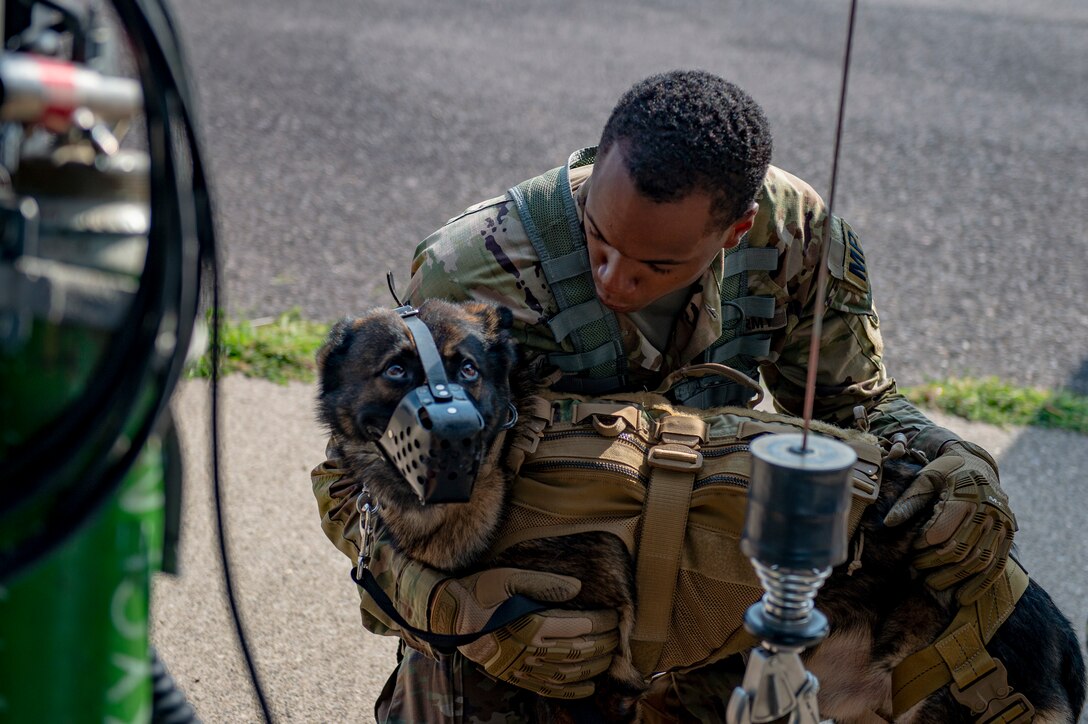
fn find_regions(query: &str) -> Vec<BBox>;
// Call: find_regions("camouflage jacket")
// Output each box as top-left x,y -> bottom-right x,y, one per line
313,148 -> 959,645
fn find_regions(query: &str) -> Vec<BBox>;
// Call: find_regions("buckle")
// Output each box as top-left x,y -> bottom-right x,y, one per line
977,692 -> 1035,724
647,443 -> 703,472
654,415 -> 708,447
950,660 -> 1035,723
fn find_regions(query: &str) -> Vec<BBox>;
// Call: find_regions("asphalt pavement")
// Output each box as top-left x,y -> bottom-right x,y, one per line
151,376 -> 1088,722
168,0 -> 1088,395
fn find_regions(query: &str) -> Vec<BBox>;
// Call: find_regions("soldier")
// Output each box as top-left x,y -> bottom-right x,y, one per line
312,70 -> 1016,722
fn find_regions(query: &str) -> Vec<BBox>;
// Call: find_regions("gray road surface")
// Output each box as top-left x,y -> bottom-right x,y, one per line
168,0 -> 1088,394
151,377 -> 1088,722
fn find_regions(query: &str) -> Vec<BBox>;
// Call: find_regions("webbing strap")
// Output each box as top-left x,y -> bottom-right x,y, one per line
399,307 -> 454,401
506,396 -> 553,472
723,247 -> 779,277
721,295 -> 777,323
571,401 -> 645,434
540,248 -> 590,282
547,298 -> 609,341
630,415 -> 705,674
705,333 -> 773,363
508,151 -> 627,388
550,341 -> 623,372
891,560 -> 1031,720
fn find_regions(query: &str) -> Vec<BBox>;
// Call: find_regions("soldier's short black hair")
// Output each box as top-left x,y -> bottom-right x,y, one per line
598,70 -> 773,229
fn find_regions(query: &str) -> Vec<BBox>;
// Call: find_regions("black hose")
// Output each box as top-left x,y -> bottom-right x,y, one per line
0,0 -> 190,578
124,0 -> 275,719
0,1 -> 275,718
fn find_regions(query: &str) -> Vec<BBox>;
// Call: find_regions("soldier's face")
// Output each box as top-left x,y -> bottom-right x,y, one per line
584,145 -> 754,314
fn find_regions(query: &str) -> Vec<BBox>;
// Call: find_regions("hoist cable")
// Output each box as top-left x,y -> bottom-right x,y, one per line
801,0 -> 860,449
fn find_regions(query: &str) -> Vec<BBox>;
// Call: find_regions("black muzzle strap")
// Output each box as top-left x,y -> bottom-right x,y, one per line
396,305 -> 453,401
382,304 -> 487,504
350,565 -> 547,653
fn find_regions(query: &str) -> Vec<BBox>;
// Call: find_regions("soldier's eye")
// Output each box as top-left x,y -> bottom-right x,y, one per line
459,360 -> 479,381
384,363 -> 406,379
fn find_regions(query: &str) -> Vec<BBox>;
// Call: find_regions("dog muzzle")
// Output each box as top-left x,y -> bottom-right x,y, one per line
378,305 -> 487,504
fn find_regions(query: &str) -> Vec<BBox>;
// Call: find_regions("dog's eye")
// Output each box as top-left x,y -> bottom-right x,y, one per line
459,360 -> 479,381
384,363 -> 407,380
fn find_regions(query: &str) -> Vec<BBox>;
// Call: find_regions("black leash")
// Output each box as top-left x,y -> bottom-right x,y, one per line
348,482 -> 549,651
350,566 -> 549,652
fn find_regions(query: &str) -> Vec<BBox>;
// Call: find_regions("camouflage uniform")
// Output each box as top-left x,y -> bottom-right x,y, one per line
312,148 -> 952,722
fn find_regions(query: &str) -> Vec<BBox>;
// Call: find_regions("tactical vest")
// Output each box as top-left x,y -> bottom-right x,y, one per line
497,386 -> 884,676
505,148 -> 779,407
495,384 -> 1034,721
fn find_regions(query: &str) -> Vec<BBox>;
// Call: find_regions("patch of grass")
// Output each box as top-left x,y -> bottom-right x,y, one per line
187,309 -> 329,385
188,313 -> 1088,436
903,377 -> 1088,435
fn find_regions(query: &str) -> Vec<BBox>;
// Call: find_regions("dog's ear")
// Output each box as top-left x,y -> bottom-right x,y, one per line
495,305 -> 514,331
461,302 -> 515,336
316,317 -> 358,394
454,302 -> 517,378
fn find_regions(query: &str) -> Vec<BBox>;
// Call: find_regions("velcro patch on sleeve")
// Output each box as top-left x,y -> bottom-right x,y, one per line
827,215 -> 869,294
842,221 -> 869,293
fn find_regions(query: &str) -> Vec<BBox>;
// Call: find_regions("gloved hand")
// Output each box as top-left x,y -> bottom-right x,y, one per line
429,568 -> 620,698
884,440 -> 1016,604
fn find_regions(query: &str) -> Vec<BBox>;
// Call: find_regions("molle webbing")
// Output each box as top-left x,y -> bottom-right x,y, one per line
629,413 -> 705,673
669,243 -> 778,408
507,150 -> 626,393
494,392 -> 883,676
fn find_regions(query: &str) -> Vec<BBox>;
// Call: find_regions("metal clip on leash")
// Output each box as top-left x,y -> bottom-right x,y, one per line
727,2 -> 860,722
355,483 -> 378,576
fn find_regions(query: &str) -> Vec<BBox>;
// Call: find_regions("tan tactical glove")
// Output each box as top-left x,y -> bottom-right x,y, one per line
884,440 -> 1016,604
429,568 -> 620,699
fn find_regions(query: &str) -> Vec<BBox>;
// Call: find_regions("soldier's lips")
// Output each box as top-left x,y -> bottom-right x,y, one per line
595,282 -> 644,313
597,292 -> 636,314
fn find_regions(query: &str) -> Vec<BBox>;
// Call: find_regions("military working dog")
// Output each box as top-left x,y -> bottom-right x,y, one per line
316,299 -> 1085,723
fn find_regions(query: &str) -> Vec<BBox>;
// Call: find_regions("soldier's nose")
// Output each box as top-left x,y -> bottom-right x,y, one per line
595,253 -> 637,296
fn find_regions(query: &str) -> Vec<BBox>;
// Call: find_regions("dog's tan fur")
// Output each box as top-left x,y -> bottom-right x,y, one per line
318,299 -> 1086,724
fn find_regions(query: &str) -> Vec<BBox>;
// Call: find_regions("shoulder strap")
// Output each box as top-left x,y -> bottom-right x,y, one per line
629,413 -> 706,673
506,149 -> 627,393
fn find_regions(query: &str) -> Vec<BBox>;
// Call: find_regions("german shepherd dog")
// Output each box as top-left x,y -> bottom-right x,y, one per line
316,299 -> 1086,723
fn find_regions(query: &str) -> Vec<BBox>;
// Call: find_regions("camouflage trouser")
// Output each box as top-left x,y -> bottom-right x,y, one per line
374,641 -> 748,723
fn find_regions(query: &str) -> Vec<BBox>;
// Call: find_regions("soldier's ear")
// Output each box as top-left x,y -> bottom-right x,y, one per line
722,203 -> 759,250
